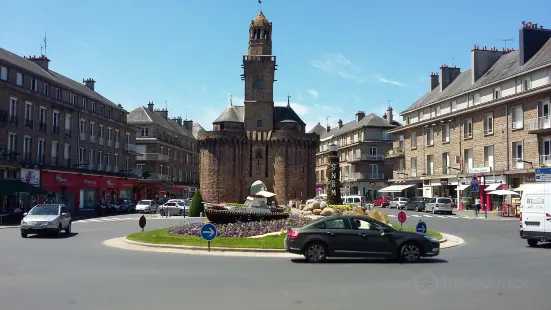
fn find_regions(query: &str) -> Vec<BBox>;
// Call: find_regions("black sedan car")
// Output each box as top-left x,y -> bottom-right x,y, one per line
285,215 -> 440,263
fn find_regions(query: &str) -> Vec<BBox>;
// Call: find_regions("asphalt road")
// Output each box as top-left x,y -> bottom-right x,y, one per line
0,211 -> 548,310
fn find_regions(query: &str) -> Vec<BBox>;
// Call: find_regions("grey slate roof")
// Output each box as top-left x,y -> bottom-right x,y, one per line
127,106 -> 194,139
191,122 -> 206,139
319,113 -> 400,139
401,38 -> 551,115
308,123 -> 325,135
0,47 -> 122,111
212,105 -> 306,125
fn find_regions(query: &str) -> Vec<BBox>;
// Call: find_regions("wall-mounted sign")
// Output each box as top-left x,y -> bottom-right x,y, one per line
468,167 -> 491,174
20,168 -> 40,187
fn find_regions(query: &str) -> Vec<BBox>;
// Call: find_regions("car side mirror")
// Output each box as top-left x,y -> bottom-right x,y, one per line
61,213 -> 67,216
23,213 -> 28,216
381,227 -> 391,236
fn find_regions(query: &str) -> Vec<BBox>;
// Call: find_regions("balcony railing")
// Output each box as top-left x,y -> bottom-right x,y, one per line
64,158 -> 71,168
89,135 -> 96,143
115,142 -> 120,149
113,166 -> 119,172
24,119 -> 33,128
97,164 -> 103,171
37,154 -> 45,164
39,122 -> 47,132
23,152 -> 32,162
145,173 -> 170,181
80,133 -> 86,141
52,126 -> 60,135
385,147 -> 404,158
124,143 -> 137,153
526,117 -> 551,131
540,155 -> 551,167
342,172 -> 385,181
348,154 -> 385,162
9,115 -> 18,126
105,165 -> 112,172
512,120 -> 524,130
136,153 -> 170,161
65,129 -> 72,137
51,156 -> 59,166
483,128 -> 494,135
463,132 -> 473,139
99,138 -> 104,145
107,140 -> 113,147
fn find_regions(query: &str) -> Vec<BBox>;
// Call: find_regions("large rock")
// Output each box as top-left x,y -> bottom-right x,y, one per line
320,207 -> 334,216
312,202 -> 321,210
303,211 -> 313,215
320,202 -> 327,210
303,205 -> 314,212
313,209 -> 322,215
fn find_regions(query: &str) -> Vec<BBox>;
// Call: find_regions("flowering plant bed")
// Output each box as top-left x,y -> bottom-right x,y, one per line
205,209 -> 289,224
170,214 -> 313,238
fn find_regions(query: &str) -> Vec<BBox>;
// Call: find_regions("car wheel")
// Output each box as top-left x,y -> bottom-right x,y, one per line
304,242 -> 327,263
527,239 -> 539,247
432,208 -> 436,214
400,242 -> 422,263
56,224 -> 62,237
179,210 -> 185,216
21,231 -> 27,238
415,206 -> 419,212
65,222 -> 72,234
159,209 -> 166,217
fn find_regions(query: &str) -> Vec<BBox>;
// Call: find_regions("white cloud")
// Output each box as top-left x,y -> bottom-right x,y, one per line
306,89 -> 319,99
312,53 -> 365,83
375,74 -> 404,87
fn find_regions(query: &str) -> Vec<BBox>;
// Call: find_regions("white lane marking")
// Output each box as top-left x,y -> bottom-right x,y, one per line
73,220 -> 88,223
423,215 -> 433,218
122,217 -> 136,220
447,216 -> 459,219
436,215 -> 447,218
410,214 -> 421,217
86,219 -> 102,222
388,215 -> 396,217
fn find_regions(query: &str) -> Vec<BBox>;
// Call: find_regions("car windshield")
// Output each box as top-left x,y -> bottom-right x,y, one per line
137,200 -> 151,205
438,198 -> 453,203
176,202 -> 187,207
29,206 -> 59,215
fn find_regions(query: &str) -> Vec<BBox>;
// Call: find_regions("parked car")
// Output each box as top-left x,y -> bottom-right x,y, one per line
373,196 -> 391,207
135,200 -> 159,213
20,204 -> 72,238
405,197 -> 431,211
284,214 -> 440,263
389,197 -> 408,209
158,201 -> 188,216
424,197 -> 454,214
115,199 -> 135,213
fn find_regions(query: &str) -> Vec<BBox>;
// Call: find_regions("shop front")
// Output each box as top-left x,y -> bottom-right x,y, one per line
99,177 -> 119,203
41,171 -> 99,212
118,179 -> 137,200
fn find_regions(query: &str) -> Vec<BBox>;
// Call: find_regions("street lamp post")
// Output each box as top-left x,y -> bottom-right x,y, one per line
326,143 -> 341,205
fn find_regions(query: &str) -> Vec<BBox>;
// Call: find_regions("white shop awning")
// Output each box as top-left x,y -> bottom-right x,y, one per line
457,184 -> 469,191
379,184 -> 415,193
513,183 -> 535,192
485,183 -> 503,191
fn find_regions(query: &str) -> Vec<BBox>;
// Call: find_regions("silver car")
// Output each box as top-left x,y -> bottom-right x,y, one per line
424,197 -> 454,214
390,197 -> 408,209
158,201 -> 189,217
20,204 -> 72,238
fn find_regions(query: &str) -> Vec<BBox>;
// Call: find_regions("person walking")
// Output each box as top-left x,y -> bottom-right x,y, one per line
474,197 -> 481,216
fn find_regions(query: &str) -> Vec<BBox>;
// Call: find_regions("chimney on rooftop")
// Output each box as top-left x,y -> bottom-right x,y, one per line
519,21 -> 551,66
155,108 -> 168,119
471,45 -> 504,84
28,55 -> 50,71
147,102 -> 154,111
385,106 -> 394,123
355,111 -> 365,122
338,119 -> 343,129
172,116 -> 183,126
439,64 -> 461,91
183,119 -> 193,132
430,72 -> 439,92
83,78 -> 96,91
326,125 -> 331,133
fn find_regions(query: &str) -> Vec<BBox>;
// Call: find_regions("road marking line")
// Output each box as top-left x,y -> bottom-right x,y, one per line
73,220 -> 88,223
410,214 -> 421,217
423,215 -> 433,217
86,219 -> 102,222
436,215 -> 447,218
387,215 -> 396,217
447,216 -> 459,218
122,217 -> 135,220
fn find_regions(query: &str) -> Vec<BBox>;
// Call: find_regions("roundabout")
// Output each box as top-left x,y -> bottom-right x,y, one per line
0,210 -> 548,310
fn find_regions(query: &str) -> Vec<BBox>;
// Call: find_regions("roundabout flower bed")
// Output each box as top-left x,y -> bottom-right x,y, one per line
169,213 -> 313,238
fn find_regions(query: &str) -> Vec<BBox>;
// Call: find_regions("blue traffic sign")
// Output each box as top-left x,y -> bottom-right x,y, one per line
535,168 -> 551,174
471,183 -> 479,192
200,223 -> 217,241
416,221 -> 427,234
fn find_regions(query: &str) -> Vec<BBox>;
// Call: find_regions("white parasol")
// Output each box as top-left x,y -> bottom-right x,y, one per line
487,190 -> 521,196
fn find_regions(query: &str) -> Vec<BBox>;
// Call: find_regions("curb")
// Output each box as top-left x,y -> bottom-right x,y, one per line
0,226 -> 19,230
123,237 -> 286,253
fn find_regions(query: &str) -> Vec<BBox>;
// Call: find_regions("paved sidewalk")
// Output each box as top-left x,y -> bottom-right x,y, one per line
453,209 -> 518,220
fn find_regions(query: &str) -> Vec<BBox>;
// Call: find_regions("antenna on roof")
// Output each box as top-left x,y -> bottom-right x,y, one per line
388,99 -> 394,108
287,94 -> 291,107
229,93 -> 233,106
43,31 -> 47,56
496,38 -> 514,49
258,0 -> 262,11
325,116 -> 330,127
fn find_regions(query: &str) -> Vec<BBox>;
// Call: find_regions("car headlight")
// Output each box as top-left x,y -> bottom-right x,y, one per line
21,220 -> 27,225
424,235 -> 439,243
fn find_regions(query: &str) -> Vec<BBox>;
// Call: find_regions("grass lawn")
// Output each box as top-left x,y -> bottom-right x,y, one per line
127,225 -> 444,249
127,228 -> 286,249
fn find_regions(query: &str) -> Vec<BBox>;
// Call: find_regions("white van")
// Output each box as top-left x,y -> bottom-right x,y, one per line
519,183 -> 551,247
341,195 -> 366,208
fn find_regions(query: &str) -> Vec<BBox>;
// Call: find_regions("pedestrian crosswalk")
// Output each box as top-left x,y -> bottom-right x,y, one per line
387,214 -> 476,220
73,215 -> 183,224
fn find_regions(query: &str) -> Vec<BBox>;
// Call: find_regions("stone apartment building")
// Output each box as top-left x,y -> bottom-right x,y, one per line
127,102 -> 202,199
198,11 -> 319,204
386,21 -> 551,209
0,48 -> 139,212
311,107 -> 400,200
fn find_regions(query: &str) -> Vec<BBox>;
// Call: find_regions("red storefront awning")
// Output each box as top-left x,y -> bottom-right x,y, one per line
41,171 -> 99,192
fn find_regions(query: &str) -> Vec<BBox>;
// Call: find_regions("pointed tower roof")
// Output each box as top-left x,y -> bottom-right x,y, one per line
252,11 -> 270,26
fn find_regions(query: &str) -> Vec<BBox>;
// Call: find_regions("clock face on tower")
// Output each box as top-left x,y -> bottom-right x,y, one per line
252,78 -> 264,89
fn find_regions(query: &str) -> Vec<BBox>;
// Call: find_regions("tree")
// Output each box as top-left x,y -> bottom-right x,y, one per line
189,191 -> 204,217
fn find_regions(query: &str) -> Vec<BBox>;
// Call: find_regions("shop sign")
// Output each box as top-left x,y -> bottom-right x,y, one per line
83,179 -> 97,186
107,180 -> 115,187
20,168 -> 41,187
56,174 -> 68,183
440,179 -> 448,185
120,182 -> 134,188
468,167 -> 491,174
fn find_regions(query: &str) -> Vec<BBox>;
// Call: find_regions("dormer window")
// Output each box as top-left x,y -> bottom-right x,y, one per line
108,108 -> 112,118
82,98 -> 87,110
493,87 -> 501,100
100,105 -> 104,115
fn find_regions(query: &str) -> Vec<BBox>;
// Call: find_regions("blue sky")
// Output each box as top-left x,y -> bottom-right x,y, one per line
1,0 -> 550,131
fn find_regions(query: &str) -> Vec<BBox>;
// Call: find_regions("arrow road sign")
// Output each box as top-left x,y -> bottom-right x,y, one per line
416,220 -> 427,234
471,183 -> 479,192
200,223 -> 217,241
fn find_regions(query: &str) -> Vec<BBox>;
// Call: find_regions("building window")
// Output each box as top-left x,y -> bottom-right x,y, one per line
114,154 -> 119,167
512,106 -> 523,129
493,87 -> 501,100
441,152 -> 450,174
256,120 -> 263,127
426,127 -> 434,146
23,136 -> 32,161
513,141 -> 524,168
8,133 -> 17,153
108,108 -> 112,118
88,149 -> 94,168
115,130 -> 120,142
71,93 -> 77,105
107,128 -> 112,141
451,101 -> 457,112
9,97 -> 18,119
51,141 -> 58,161
484,145 -> 494,169
124,157 -> 130,169
522,77 -> 532,91
484,113 -> 493,135
16,72 -> 23,86
44,83 -> 50,96
56,88 -> 61,100
382,130 -> 389,140
92,102 -> 96,112
464,118 -> 473,139
426,155 -> 434,175
100,105 -> 104,115
99,125 -> 104,139
24,102 -> 33,126
441,123 -> 450,143
410,157 -> 417,177
435,105 -> 441,116
141,127 -> 149,137
64,144 -> 70,160
65,114 -> 72,130
98,151 -> 103,166
31,78 -> 38,92
464,148 -> 473,170
253,78 -> 264,89
473,93 -> 480,105
39,107 -> 47,129
53,111 -> 59,131
37,139 -> 45,163
410,132 -> 417,148
89,122 -> 95,136
82,98 -> 87,110
0,66 -> 7,80
80,120 -> 86,134
125,132 -> 131,143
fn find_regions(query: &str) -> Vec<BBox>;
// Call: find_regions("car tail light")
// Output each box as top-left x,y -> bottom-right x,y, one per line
520,215 -> 522,229
287,229 -> 300,239
546,213 -> 551,218
435,204 -> 439,208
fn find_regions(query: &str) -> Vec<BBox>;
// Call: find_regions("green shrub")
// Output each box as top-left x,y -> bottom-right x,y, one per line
205,209 -> 289,224
329,205 -> 353,211
225,203 -> 246,207
189,191 -> 204,217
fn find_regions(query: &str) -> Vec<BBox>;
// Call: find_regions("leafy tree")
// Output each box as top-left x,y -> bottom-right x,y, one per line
189,191 -> 204,217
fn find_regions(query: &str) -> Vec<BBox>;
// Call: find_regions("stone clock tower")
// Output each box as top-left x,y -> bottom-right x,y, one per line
242,11 -> 276,132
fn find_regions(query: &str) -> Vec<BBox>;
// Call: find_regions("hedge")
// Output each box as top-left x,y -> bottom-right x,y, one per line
205,209 -> 289,224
